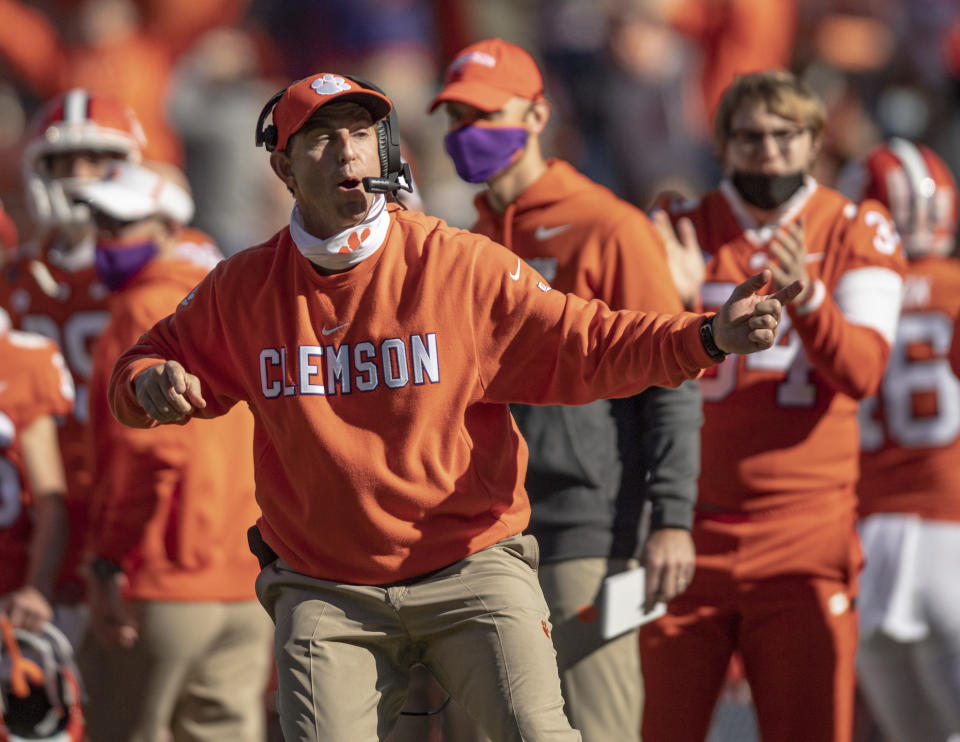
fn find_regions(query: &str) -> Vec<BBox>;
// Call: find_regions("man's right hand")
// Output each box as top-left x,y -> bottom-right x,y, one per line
133,360 -> 206,424
712,269 -> 804,355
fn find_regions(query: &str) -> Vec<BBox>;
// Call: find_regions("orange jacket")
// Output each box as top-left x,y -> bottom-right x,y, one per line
859,256 -> 960,521
108,207 -> 715,585
88,255 -> 260,601
0,323 -> 74,595
666,179 -> 906,516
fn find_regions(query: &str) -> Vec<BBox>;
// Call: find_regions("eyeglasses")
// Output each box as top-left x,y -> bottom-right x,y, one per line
728,127 -> 808,153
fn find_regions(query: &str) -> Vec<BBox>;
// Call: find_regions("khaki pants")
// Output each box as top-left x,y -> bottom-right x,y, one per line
439,556 -> 644,742
539,557 -> 643,741
79,600 -> 273,742
256,533 -> 581,742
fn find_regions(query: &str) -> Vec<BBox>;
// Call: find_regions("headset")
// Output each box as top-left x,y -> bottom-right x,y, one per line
255,75 -> 413,195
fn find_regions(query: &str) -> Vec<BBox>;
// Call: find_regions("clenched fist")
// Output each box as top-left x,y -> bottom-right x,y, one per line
134,360 -> 206,424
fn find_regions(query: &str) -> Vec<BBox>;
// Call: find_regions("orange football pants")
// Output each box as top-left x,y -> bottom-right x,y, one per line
640,502 -> 860,742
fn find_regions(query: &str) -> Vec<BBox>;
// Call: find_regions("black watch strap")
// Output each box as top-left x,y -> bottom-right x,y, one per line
90,556 -> 123,581
699,316 -> 728,362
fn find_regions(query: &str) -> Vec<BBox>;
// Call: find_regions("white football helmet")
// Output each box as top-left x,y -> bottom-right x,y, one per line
22,89 -> 146,230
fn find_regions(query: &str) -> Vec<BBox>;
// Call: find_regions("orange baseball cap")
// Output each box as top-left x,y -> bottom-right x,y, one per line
271,73 -> 393,152
429,38 -> 544,113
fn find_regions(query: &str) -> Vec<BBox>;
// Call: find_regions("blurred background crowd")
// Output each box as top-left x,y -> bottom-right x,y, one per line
0,0 -> 958,250
2,1 -> 959,741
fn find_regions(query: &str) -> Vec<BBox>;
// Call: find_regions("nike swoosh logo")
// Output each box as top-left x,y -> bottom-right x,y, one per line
804,253 -> 825,263
535,224 -> 571,240
322,322 -> 350,336
509,258 -> 521,281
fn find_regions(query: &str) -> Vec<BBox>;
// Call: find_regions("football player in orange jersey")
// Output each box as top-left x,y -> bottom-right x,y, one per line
0,307 -> 74,633
0,89 -> 146,645
104,72 -> 799,742
842,140 -> 960,742
431,38 -> 701,741
640,70 -> 907,742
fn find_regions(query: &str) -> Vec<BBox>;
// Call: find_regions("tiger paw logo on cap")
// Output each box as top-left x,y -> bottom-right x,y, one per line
311,74 -> 352,96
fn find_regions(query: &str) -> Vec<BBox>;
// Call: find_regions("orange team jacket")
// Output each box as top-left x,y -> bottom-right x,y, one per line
859,256 -> 960,522
108,206 -> 717,586
664,178 -> 906,516
0,228 -> 220,600
88,252 -> 260,602
0,315 -> 74,595
471,159 -> 684,315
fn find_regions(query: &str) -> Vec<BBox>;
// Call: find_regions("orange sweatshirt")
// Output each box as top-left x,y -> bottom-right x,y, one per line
89,256 -> 260,601
109,207 -> 715,585
472,160 -> 684,315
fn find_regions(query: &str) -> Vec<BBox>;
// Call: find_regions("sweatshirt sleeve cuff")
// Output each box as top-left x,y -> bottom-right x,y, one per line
650,498 -> 695,530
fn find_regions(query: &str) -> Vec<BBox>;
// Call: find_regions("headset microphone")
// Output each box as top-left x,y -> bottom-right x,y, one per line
362,161 -> 413,194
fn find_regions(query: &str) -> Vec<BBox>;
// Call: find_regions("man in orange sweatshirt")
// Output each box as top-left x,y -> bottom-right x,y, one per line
430,38 -> 701,740
76,161 -> 272,742
107,72 -> 800,741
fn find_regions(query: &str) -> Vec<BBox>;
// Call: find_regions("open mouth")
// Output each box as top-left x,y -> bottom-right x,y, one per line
338,178 -> 362,190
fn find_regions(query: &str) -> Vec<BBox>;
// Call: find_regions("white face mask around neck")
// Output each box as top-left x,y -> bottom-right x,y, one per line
289,194 -> 389,270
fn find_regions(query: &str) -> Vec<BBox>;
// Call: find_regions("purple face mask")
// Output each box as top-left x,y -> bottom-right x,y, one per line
444,123 -> 529,183
95,240 -> 157,291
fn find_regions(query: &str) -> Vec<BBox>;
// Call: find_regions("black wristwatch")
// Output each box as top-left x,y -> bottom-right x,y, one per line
699,316 -> 728,362
89,556 -> 124,581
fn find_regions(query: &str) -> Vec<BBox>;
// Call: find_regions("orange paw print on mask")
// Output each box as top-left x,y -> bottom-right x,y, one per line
339,228 -> 371,254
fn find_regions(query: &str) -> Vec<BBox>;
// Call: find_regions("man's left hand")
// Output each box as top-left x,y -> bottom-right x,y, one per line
641,527 -> 695,611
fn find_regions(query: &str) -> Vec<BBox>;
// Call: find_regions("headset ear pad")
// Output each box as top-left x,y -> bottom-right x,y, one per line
375,121 -> 390,178
255,86 -> 287,152
262,125 -> 278,152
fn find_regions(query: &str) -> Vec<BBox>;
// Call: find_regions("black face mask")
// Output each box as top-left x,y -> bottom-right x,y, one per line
731,171 -> 805,210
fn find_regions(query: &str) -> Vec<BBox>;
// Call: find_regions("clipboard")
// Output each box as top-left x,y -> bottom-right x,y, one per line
600,567 -> 667,640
